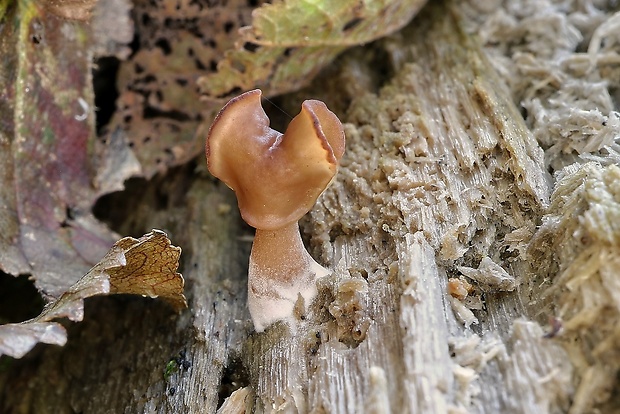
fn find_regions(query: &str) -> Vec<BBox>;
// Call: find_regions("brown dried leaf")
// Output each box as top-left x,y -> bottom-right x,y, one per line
99,1 -> 259,179
107,230 -> 186,311
0,230 -> 186,359
101,0 -> 427,179
45,0 -> 98,21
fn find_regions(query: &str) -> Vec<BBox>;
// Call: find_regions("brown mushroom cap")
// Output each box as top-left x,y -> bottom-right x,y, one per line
206,89 -> 345,230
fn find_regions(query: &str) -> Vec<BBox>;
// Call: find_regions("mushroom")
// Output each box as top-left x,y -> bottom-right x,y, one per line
206,89 -> 345,332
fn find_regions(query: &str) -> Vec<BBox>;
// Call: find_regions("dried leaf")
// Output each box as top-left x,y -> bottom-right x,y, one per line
99,1 -> 257,179
0,0 -> 129,296
91,0 -> 133,59
45,0 -> 98,21
107,230 -> 186,311
198,0 -> 428,99
0,230 -> 186,359
0,323 -> 68,358
102,0 -> 427,178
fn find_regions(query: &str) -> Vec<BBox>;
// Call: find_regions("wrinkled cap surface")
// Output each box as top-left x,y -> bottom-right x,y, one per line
206,89 -> 345,230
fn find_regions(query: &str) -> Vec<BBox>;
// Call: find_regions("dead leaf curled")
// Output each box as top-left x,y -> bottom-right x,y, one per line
0,230 -> 186,359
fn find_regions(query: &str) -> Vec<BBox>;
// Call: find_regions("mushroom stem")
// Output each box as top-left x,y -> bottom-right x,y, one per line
247,222 -> 329,332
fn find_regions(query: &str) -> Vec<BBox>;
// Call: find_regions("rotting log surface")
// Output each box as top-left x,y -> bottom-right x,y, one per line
0,2 -> 601,413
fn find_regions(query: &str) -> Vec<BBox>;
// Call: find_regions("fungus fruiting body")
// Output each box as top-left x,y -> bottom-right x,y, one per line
206,89 -> 345,332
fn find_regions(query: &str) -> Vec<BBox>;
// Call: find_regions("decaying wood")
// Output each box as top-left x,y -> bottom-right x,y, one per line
2,2 -> 619,413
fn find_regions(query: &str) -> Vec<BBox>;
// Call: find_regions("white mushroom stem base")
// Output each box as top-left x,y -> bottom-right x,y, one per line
247,222 -> 329,332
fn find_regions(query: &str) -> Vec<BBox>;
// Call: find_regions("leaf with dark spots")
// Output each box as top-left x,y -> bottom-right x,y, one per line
101,0 -> 427,179
99,3 -> 256,179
